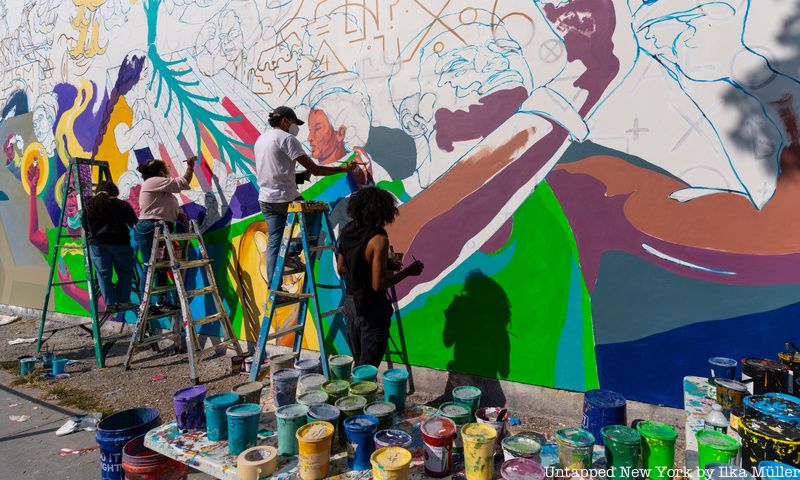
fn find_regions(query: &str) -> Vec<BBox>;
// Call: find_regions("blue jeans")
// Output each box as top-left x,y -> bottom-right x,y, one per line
259,201 -> 302,288
134,219 -> 179,303
88,244 -> 135,305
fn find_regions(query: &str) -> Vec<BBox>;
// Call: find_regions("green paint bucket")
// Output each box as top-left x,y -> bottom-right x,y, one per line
297,390 -> 329,407
328,355 -> 353,381
275,404 -> 309,456
601,425 -> 642,480
335,395 -> 367,419
364,401 -> 397,431
636,421 -> 677,480
696,430 -> 740,479
555,427 -> 595,471
452,386 -> 482,420
439,402 -> 472,453
322,380 -> 350,405
349,381 -> 378,403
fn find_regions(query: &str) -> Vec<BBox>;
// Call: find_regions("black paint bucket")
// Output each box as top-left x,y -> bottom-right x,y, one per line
741,358 -> 790,395
739,415 -> 800,470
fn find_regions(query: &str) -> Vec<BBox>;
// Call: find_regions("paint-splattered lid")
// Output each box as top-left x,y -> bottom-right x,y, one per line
740,415 -> 800,442
205,392 -> 240,408
297,391 -> 329,405
382,368 -> 409,381
232,381 -> 264,395
349,381 -> 378,395
709,357 -> 737,367
372,446 -> 412,468
226,403 -> 261,417
462,422 -> 498,442
743,393 -> 800,425
365,401 -> 396,417
601,425 -> 642,445
335,395 -> 367,412
374,429 -> 412,445
299,373 -> 327,389
353,364 -> 378,377
500,458 -> 546,480
555,427 -> 595,447
713,379 -> 748,392
296,421 -> 334,441
584,389 -> 626,408
329,354 -> 353,366
344,414 -> 379,430
501,432 -> 545,455
421,416 -> 456,438
742,358 -> 790,373
274,404 -> 309,419
695,430 -> 741,451
439,402 -> 471,419
269,353 -> 296,364
322,380 -> 350,393
636,421 -> 678,441
307,403 -> 340,422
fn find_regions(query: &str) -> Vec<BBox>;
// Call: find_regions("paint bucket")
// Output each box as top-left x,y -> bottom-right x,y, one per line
298,390 -> 329,407
275,404 -> 309,456
226,403 -> 261,456
352,364 -> 379,383
51,358 -> 69,375
475,407 -> 509,445
582,389 -> 627,445
237,446 -> 277,480
705,463 -> 756,480
439,402 -> 472,453
602,425 -> 642,480
335,395 -> 367,435
452,385 -> 482,419
96,407 -> 162,480
729,406 -> 744,433
322,380 -> 350,405
382,369 -> 410,411
121,435 -> 188,480
743,393 -> 800,427
365,401 -> 397,431
295,358 -> 321,376
421,416 -> 456,478
172,385 -> 207,431
710,357 -> 738,380
273,368 -> 302,407
741,358 -> 790,395
374,429 -> 413,449
696,430 -> 740,478
329,354 -> 354,381
204,392 -> 240,442
501,431 -> 545,462
18,356 -> 36,376
344,414 -> 379,471
243,356 -> 254,374
636,421 -> 677,480
232,381 -> 264,405
500,458 -> 546,480
231,355 -> 246,375
307,403 -> 342,451
778,350 -> 800,383
715,379 -> 749,418
296,421 -> 335,480
42,351 -> 55,369
350,381 -> 379,403
269,352 -> 297,372
739,415 -> 800,470
759,461 -> 800,480
298,373 -> 327,395
555,427 -> 595,471
371,446 -> 412,480
462,422 -> 498,480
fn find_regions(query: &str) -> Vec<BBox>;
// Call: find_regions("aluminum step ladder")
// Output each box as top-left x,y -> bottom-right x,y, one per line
123,219 -> 242,383
249,201 -> 346,382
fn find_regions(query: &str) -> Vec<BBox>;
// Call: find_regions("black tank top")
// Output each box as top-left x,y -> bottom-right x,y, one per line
337,221 -> 392,315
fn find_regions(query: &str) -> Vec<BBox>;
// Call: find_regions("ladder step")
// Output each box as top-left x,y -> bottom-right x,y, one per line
150,285 -> 177,295
152,261 -> 172,269
269,290 -> 314,299
133,333 -> 178,348
146,308 -> 181,319
51,279 -> 88,287
268,324 -> 305,340
321,307 -> 344,318
159,233 -> 201,241
193,313 -> 225,326
187,286 -> 214,297
316,283 -> 343,289
175,259 -> 211,269
197,339 -> 237,357
309,245 -> 335,252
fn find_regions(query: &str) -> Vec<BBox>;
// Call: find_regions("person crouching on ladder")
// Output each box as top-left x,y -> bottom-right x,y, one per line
336,187 -> 424,367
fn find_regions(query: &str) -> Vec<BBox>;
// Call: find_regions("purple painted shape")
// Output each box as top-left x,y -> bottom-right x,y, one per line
228,182 -> 259,218
73,82 -> 107,153
479,217 -> 513,254
53,83 -> 77,130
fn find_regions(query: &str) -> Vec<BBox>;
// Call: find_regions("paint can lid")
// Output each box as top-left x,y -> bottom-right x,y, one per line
374,429 -> 412,445
695,430 -> 741,451
382,368 -> 409,382
232,381 -> 264,395
226,403 -> 262,417
462,423 -> 498,442
172,385 -> 208,402
743,393 -> 800,423
636,421 -> 678,441
555,427 -> 595,447
439,403 -> 471,419
742,358 -> 790,373
296,421 -> 334,441
272,368 -> 301,380
350,381 -> 378,395
335,395 -> 368,412
501,432 -> 545,456
269,353 -> 296,363
500,458 -> 546,480
307,403 -> 340,421
275,404 -> 309,419
584,389 -> 626,408
322,380 -> 350,393
329,355 -> 354,366
709,357 -> 738,367
365,401 -> 396,417
299,373 -> 327,389
297,391 -> 329,406
421,416 -> 456,438
344,414 -> 379,431
371,446 -> 412,469
713,379 -> 748,392
452,385 -> 481,399
353,364 -> 378,377
740,415 -> 800,441
601,425 -> 642,445
205,392 -> 240,408
294,358 -> 320,369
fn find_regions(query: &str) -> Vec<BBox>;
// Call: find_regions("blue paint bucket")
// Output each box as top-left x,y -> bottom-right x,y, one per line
273,368 -> 302,407
204,393 -> 239,441
581,389 -> 627,445
294,358 -> 321,375
709,357 -> 738,380
759,461 -> 800,480
374,429 -> 413,449
381,369 -> 409,411
96,407 -> 162,480
172,385 -> 207,431
344,415 -> 379,471
226,403 -> 261,456
743,393 -> 800,427
18,356 -> 36,376
52,358 -> 69,375
352,365 -> 379,383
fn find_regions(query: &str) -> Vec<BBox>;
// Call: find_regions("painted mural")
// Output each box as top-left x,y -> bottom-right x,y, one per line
1,0 -> 798,407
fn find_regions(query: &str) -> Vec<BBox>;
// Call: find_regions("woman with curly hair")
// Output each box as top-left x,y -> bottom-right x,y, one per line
336,186 -> 424,367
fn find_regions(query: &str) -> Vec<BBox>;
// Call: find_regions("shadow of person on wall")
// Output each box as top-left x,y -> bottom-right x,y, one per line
433,269 -> 511,408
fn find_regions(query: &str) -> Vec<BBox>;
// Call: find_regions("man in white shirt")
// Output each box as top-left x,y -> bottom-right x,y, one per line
255,106 -> 357,289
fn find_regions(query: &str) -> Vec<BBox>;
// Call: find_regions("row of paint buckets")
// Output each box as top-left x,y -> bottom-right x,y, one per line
709,354 -> 800,396
18,352 -> 70,376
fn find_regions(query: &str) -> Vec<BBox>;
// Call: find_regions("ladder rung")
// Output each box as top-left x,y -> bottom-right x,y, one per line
198,339 -> 237,357
321,307 -> 344,318
187,286 -> 214,297
51,279 -> 88,287
193,313 -> 225,326
269,290 -> 314,299
316,284 -> 343,289
150,285 -> 176,295
146,308 -> 181,319
268,324 -> 305,340
175,259 -> 211,269
134,333 -> 178,348
159,233 -> 201,241
309,245 -> 335,252
61,233 -> 83,238
152,261 -> 171,269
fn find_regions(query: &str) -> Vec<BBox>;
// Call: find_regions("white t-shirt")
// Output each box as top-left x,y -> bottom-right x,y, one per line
254,128 -> 306,203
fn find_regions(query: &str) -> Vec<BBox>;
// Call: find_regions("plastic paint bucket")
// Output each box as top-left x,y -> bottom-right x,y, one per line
269,352 -> 296,372
714,379 -> 749,418
462,422 -> 498,480
349,381 -> 379,403
452,385 -> 482,419
232,381 -> 264,405
710,357 -> 738,380
365,401 -> 397,431
273,368 -> 302,407
758,461 -> 800,480
705,463 -> 756,480
602,425 -> 642,480
329,354 -> 354,380
226,403 -> 261,456
582,389 -> 627,445
172,385 -> 207,431
696,430 -> 740,478
344,414 -> 379,471
371,446 -> 412,480
336,395 -> 367,440
96,407 -> 162,480
51,358 -> 69,375
382,369 -> 409,411
439,402 -> 472,452
295,358 -> 321,376
555,427 -> 595,471
236,446 -> 277,480
500,458 -> 546,480
296,421 -> 335,480
121,435 -> 188,480
307,403 -> 342,451
352,364 -> 379,383
743,393 -> 800,427
739,415 -> 800,470
231,355 -> 246,375
637,421 -> 678,480
421,416 -> 456,478
298,373 -> 327,395
298,390 -> 329,407
243,356 -> 254,374
204,392 -> 239,442
18,356 -> 36,376
476,406 -> 509,445
275,404 -> 309,456
742,358 -> 791,395
322,379 -> 350,405
502,431 -> 545,462
42,351 -> 55,369
374,429 -> 413,449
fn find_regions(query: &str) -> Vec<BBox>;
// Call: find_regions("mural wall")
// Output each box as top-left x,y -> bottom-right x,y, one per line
1,0 -> 798,407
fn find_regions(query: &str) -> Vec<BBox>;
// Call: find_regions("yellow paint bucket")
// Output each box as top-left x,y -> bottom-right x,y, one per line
296,421 -> 335,480
462,423 -> 498,480
370,446 -> 413,480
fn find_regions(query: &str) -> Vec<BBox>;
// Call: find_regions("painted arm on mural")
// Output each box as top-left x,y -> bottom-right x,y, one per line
26,162 -> 48,253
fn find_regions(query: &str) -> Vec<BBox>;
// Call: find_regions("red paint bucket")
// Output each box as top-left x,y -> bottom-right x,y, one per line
421,416 -> 456,478
121,436 -> 188,480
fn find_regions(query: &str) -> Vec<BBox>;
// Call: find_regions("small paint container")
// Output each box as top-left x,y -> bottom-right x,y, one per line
500,458 -> 546,480
352,364 -> 378,383
696,430 -> 740,478
275,404 -> 309,456
328,354 -> 354,381
349,381 -> 378,403
243,356 -> 254,374
637,421 -> 677,480
759,461 -> 800,480
51,358 -> 69,375
230,355 -> 246,374
273,368 -> 302,407
344,415 -> 379,471
743,393 -> 800,427
322,379 -> 350,405
204,392 -> 239,441
269,352 -> 297,372
501,431 -> 545,462
172,385 -> 207,431
475,406 -> 508,446
714,379 -> 748,418
370,446 -> 412,480
18,356 -> 36,376
582,389 -> 627,445
709,357 -> 738,380
298,373 -> 327,394
374,429 -> 413,449
438,402 -> 471,453
365,401 -> 397,431
382,369 -> 410,411
602,425 -> 642,479
298,390 -> 329,407
421,416 -> 456,478
226,403 -> 261,456
462,423 -> 498,480
237,446 -> 277,480
295,358 -> 321,376
232,381 -> 264,405
42,351 -> 56,370
452,385 -> 481,419
741,358 -> 791,395
296,421 -> 335,480
739,415 -> 800,470
555,427 -> 595,471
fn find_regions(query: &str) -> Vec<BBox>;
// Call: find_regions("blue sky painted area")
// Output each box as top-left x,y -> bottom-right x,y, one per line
555,258 -> 587,390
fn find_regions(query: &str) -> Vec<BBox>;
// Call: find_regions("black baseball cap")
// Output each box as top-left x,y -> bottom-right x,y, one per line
270,106 -> 304,125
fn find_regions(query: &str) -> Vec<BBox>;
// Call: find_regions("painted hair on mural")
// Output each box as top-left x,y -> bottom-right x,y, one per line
347,186 -> 398,228
137,159 -> 168,180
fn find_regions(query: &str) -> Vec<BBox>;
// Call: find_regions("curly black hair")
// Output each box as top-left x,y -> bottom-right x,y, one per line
347,186 -> 399,228
137,159 -> 168,180
85,181 -> 120,219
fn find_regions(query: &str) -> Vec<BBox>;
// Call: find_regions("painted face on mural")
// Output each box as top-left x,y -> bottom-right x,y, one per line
435,39 -> 529,100
307,109 -> 343,164
218,10 -> 244,62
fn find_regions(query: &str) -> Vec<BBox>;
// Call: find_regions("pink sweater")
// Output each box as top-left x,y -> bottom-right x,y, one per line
138,176 -> 190,222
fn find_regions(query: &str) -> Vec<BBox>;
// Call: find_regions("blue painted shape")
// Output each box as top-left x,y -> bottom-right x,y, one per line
555,258 -> 586,391
0,191 -> 8,201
